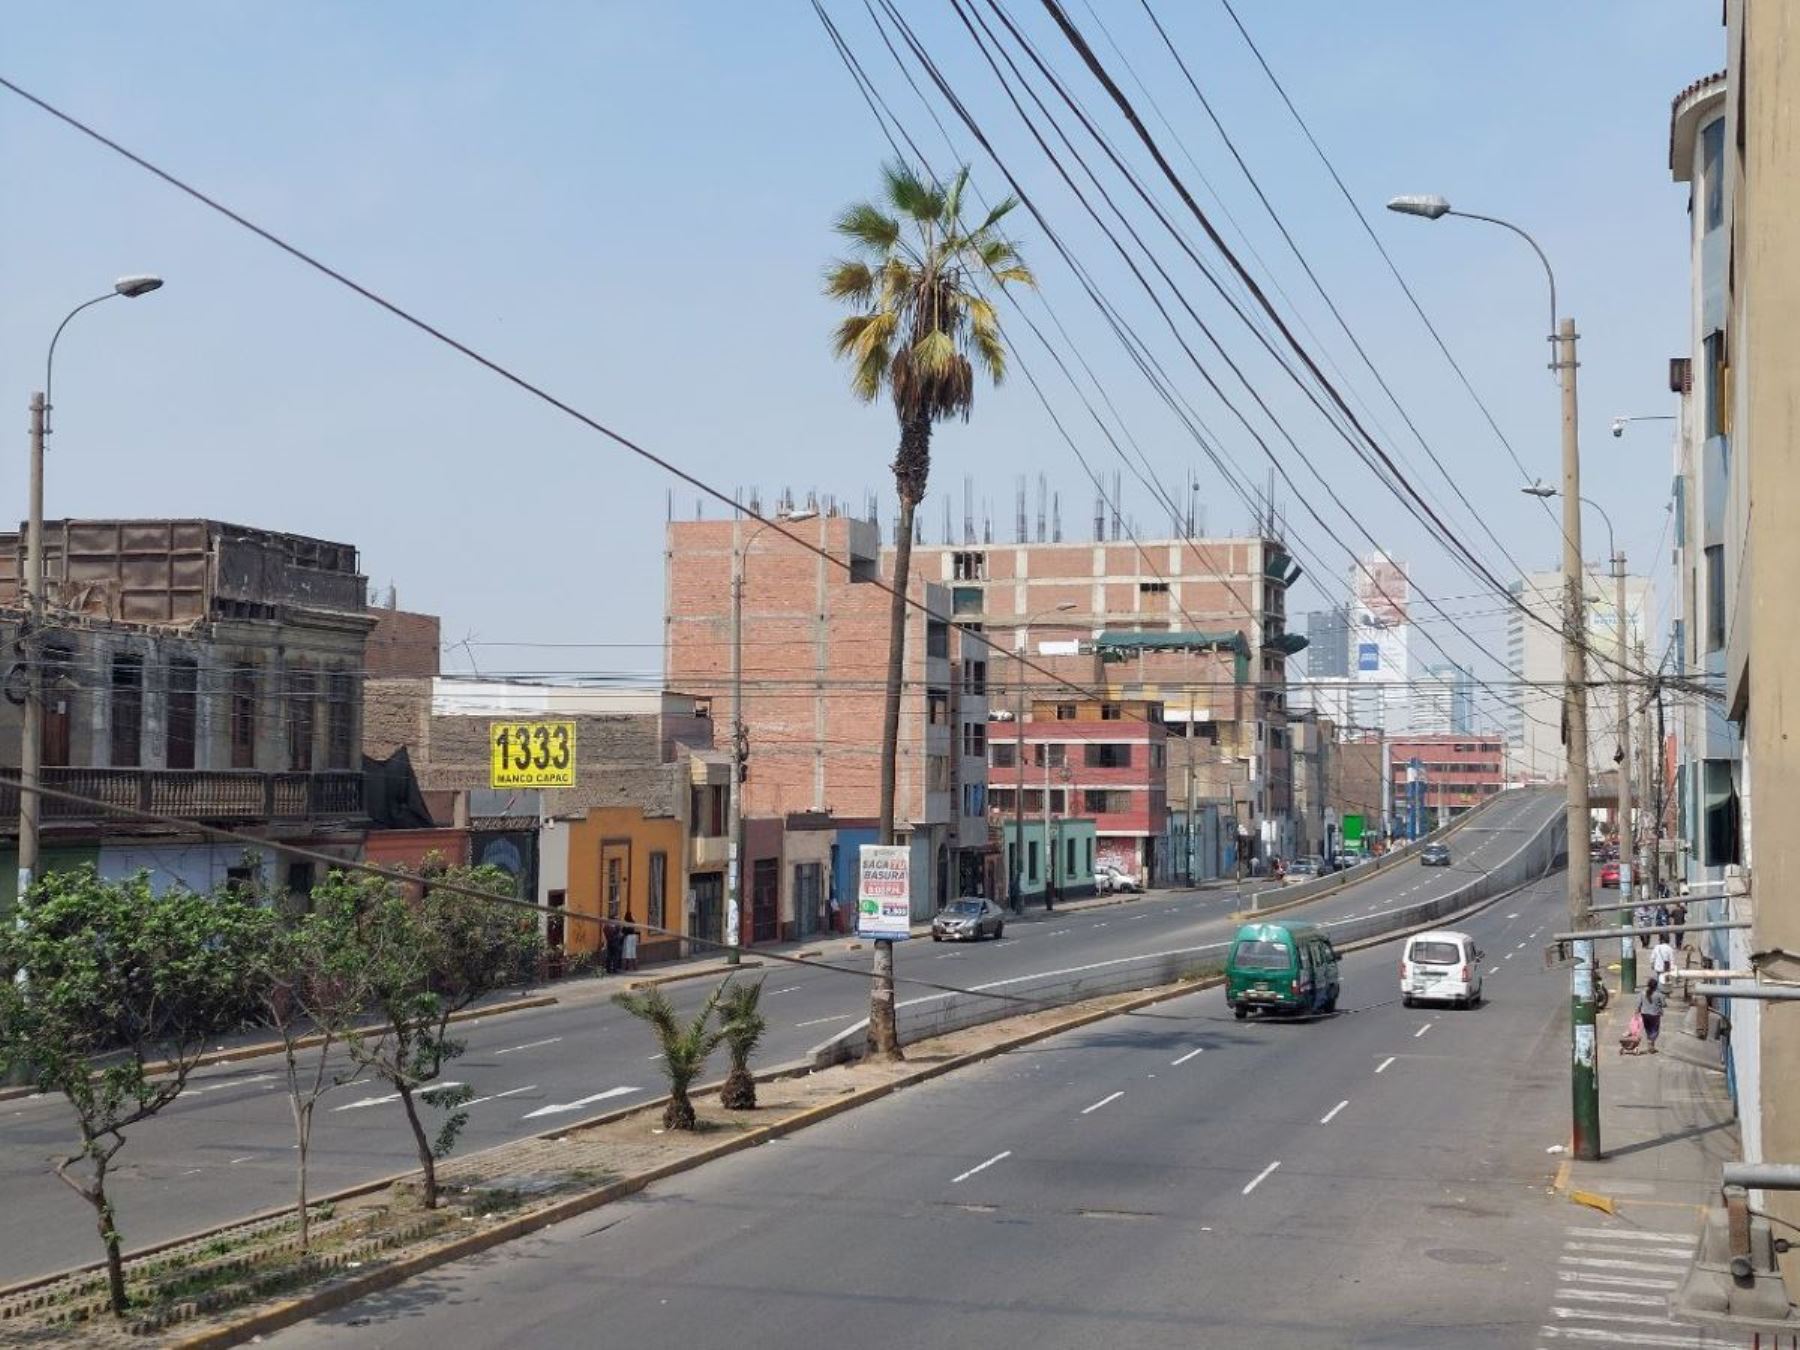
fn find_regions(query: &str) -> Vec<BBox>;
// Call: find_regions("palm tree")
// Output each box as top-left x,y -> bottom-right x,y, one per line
825,161 -> 1034,1060
715,977 -> 768,1109
612,983 -> 728,1130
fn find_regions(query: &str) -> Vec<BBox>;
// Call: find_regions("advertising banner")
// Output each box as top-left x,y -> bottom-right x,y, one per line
857,844 -> 912,941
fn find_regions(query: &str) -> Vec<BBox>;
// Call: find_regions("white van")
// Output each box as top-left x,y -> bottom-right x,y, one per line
1400,930 -> 1484,1008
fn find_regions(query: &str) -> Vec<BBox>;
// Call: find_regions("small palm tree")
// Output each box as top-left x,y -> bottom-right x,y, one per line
826,161 -> 1033,1060
716,977 -> 768,1110
612,984 -> 728,1131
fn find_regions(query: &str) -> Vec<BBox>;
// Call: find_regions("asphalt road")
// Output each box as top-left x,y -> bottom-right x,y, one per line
0,789 -> 1560,1287
268,864 -> 1584,1349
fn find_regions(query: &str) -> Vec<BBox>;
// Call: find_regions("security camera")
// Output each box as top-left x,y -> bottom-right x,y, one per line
1610,418 -> 1625,438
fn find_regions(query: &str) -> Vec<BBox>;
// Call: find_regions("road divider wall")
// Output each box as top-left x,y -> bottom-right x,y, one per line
812,797 -> 1565,1067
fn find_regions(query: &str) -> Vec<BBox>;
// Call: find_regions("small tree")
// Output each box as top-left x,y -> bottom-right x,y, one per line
716,977 -> 767,1110
0,868 -> 262,1316
339,862 -> 539,1209
612,983 -> 728,1130
248,889 -> 373,1249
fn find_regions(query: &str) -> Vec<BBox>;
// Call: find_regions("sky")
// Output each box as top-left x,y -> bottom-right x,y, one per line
0,2 -> 1722,727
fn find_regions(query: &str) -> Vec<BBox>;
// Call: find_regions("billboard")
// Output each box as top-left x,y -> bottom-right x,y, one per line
1357,642 -> 1380,672
857,845 -> 912,941
1352,552 -> 1410,627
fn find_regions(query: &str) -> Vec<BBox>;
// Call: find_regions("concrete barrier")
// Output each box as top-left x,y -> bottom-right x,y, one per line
812,794 -> 1565,1067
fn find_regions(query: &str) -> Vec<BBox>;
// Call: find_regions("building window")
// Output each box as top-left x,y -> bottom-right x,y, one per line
1066,836 -> 1077,873
1100,702 -> 1122,721
285,861 -> 316,915
225,863 -> 260,899
952,586 -> 984,616
1701,116 -> 1725,232
325,671 -> 356,770
962,782 -> 986,817
952,550 -> 987,581
1085,837 -> 1094,872
927,621 -> 949,659
1138,581 -> 1169,594
927,690 -> 950,725
1027,839 -> 1040,881
1702,759 -> 1740,867
109,654 -> 144,768
606,857 -> 624,919
1055,702 -> 1077,720
229,666 -> 258,769
962,659 -> 987,695
1149,743 -> 1165,769
1705,544 -> 1726,652
1032,742 -> 1066,769
992,741 -> 1016,768
647,851 -> 668,931
1704,331 -> 1730,439
166,658 -> 197,770
1084,743 -> 1133,769
690,784 -> 728,837
962,721 -> 987,758
927,755 -> 952,793
287,668 -> 316,771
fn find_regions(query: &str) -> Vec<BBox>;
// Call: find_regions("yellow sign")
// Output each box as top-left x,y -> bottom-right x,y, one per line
489,721 -> 576,788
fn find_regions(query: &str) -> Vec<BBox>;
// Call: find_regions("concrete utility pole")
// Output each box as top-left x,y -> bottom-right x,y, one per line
1615,550 -> 1636,997
15,276 -> 163,909
1185,754 -> 1197,885
1042,747 -> 1054,911
1011,603 -> 1074,912
1387,196 -> 1595,1158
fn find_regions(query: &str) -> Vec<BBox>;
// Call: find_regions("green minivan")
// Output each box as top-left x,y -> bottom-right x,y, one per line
1225,922 -> 1341,1019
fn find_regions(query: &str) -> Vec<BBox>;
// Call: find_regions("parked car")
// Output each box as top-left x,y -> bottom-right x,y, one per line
1225,922 -> 1340,1019
1599,861 -> 1621,889
1285,857 -> 1323,882
932,897 -> 1006,942
1400,930 -> 1485,1009
1096,865 -> 1144,894
1420,842 -> 1452,867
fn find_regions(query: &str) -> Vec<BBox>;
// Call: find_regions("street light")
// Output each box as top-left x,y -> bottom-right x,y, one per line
17,277 -> 165,908
724,507 -> 818,965
1610,414 -> 1675,440
1390,192 -> 1599,1160
1010,601 -> 1077,914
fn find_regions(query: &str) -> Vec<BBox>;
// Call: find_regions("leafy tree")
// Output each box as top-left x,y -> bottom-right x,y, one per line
716,977 -> 767,1110
337,862 -> 540,1209
0,868 -> 263,1316
248,888 -> 373,1249
612,983 -> 728,1130
825,161 -> 1033,1059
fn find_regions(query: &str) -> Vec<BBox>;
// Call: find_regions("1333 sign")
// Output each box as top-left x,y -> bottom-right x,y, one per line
489,721 -> 576,788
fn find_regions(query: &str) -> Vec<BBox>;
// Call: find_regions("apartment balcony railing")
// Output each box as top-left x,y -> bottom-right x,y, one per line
0,767 -> 365,828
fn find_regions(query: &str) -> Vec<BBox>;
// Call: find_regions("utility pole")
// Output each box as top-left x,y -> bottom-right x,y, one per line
1042,745 -> 1054,911
727,534 -> 744,966
1615,550 -> 1635,997
1185,752 -> 1197,885
1012,651 -> 1025,914
15,394 -> 46,907
1559,315 -> 1598,1161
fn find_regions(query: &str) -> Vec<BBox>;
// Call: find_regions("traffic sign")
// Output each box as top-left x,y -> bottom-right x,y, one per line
489,720 -> 576,788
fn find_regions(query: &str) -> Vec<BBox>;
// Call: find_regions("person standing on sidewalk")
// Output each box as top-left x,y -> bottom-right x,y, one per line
1634,903 -> 1654,949
1671,900 -> 1689,950
622,912 -> 640,972
1638,977 -> 1668,1054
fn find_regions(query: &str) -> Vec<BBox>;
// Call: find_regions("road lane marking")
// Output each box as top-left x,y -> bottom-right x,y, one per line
1505,952 -> 1516,960
1557,1272 -> 1679,1291
1080,1091 -> 1124,1115
1374,1056 -> 1397,1073
1488,966 -> 1500,975
1555,1288 -> 1681,1306
1564,1242 -> 1692,1260
228,1155 -> 256,1165
495,1037 -> 562,1056
1557,1256 -> 1691,1274
768,986 -> 802,996
1565,1228 -> 1698,1243
1320,1100 -> 1348,1125
464,1084 -> 538,1109
795,1013 -> 857,1028
1414,1024 -> 1432,1038
1242,1160 -> 1280,1195
521,1086 -> 642,1120
333,1082 -> 465,1112
1170,1048 -> 1204,1067
951,1150 -> 1012,1184
1517,942 -> 1529,949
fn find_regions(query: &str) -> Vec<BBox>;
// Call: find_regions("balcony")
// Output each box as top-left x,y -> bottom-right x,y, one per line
690,833 -> 730,870
0,768 -> 365,828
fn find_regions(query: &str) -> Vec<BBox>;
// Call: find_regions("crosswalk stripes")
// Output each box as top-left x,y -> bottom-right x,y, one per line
1536,1224 -> 1737,1347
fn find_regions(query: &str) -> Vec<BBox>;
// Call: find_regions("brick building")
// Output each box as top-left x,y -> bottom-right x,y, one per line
989,697 -> 1168,883
904,533 -> 1300,863
664,512 -> 988,917
1387,733 -> 1506,827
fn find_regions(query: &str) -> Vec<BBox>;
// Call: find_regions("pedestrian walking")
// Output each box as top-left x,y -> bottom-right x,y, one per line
622,913 -> 640,972
1654,902 -> 1671,933
603,918 -> 624,976
1634,904 -> 1654,949
828,892 -> 842,934
1651,933 -> 1678,983
1671,901 -> 1689,950
1637,977 -> 1668,1054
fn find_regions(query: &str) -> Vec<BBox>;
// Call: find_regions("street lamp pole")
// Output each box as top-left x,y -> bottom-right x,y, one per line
727,508 -> 815,966
1010,602 -> 1075,913
16,277 -> 164,909
1390,195 -> 1597,1160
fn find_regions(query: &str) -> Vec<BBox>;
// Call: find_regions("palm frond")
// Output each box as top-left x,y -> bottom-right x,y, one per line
852,344 -> 889,403
987,264 -> 1036,289
884,160 -> 943,224
823,259 -> 876,303
973,329 -> 1007,385
833,202 -> 900,256
942,166 -> 971,230
974,194 -> 1021,234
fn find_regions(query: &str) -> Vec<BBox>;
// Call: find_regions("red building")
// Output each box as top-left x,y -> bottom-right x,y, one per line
989,698 -> 1168,882
1387,734 -> 1506,817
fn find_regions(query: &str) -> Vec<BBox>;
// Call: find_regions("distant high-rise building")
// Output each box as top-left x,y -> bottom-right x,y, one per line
1306,606 -> 1351,677
1350,551 -> 1411,733
1415,664 -> 1477,736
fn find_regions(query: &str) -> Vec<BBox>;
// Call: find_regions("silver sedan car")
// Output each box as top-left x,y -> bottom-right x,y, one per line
932,897 -> 1006,942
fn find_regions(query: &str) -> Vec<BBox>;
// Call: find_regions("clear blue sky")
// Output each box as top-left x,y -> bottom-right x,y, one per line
0,2 -> 1720,722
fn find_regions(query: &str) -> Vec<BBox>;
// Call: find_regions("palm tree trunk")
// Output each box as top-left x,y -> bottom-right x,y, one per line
871,415 -> 930,1063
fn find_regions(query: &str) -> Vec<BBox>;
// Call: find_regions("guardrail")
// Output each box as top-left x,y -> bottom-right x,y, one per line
812,792 -> 1565,1066
1246,787 -> 1525,915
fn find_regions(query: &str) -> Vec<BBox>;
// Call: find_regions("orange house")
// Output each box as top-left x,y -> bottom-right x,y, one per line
565,805 -> 686,966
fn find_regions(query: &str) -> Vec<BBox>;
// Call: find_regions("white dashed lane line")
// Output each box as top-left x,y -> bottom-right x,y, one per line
1375,1056 -> 1396,1074
1170,1048 -> 1204,1067
1242,1160 -> 1281,1195
1319,1100 -> 1349,1125
1414,1024 -> 1432,1039
951,1151 -> 1011,1185
1080,1091 -> 1124,1116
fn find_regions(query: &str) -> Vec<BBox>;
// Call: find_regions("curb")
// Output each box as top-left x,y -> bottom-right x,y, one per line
622,960 -> 764,990
0,995 -> 561,1106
